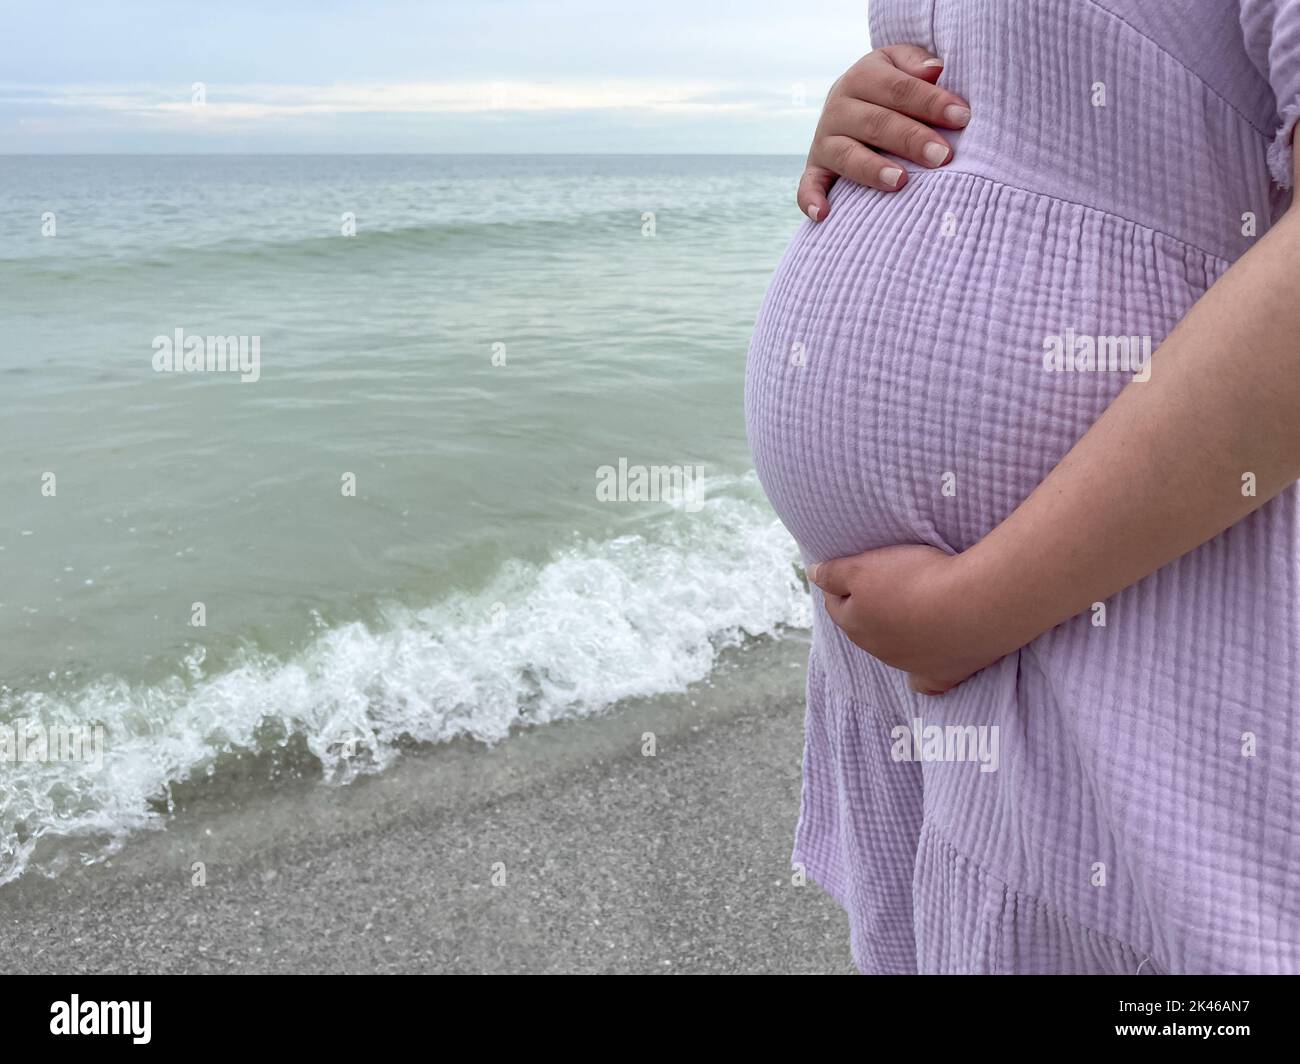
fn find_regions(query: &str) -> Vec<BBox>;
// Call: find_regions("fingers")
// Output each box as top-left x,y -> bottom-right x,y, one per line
878,44 -> 946,83
818,136 -> 907,193
821,592 -> 851,634
806,558 -> 855,598
805,559 -> 850,625
908,673 -> 958,696
799,48 -> 971,215
796,164 -> 836,222
838,98 -> 955,169
799,43 -> 973,219
876,65 -> 972,130
856,49 -> 972,130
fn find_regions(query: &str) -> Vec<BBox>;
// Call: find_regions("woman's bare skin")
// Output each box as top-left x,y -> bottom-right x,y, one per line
810,130 -> 1300,696
797,45 -> 971,220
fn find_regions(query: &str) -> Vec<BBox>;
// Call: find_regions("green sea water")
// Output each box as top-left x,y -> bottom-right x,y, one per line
0,154 -> 811,881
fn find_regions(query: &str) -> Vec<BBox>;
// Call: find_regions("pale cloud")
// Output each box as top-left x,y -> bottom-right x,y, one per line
2,79 -> 821,127
0,0 -> 867,151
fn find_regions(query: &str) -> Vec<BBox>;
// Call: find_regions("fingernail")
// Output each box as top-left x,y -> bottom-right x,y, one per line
880,167 -> 903,188
922,142 -> 950,167
943,104 -> 971,126
806,203 -> 820,222
922,58 -> 944,68
805,563 -> 820,584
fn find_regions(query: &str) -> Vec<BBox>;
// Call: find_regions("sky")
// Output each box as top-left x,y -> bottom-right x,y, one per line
1,0 -> 872,153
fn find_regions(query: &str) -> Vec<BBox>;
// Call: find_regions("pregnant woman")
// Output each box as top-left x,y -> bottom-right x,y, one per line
746,0 -> 1300,973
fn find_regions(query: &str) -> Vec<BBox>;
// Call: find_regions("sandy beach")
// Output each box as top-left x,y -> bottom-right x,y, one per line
0,636 -> 851,974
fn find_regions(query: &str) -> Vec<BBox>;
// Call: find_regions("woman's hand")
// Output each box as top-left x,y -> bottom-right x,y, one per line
799,45 -> 971,222
806,545 -> 1007,695
809,186 -> 1300,698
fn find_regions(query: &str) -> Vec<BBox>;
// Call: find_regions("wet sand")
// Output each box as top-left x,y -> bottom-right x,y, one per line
0,636 -> 852,974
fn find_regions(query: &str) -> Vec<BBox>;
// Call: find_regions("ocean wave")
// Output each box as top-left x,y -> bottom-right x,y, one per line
0,207 -> 672,278
0,475 -> 808,884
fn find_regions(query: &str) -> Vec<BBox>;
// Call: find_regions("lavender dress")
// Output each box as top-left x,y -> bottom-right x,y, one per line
746,0 -> 1300,973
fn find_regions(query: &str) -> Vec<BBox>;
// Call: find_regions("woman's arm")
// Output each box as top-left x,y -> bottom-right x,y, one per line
810,136 -> 1300,694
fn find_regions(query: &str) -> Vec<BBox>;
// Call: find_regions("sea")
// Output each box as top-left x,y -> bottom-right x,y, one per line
0,154 -> 811,883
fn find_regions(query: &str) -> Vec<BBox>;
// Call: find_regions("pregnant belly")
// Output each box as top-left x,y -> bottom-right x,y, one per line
744,173 -> 1217,563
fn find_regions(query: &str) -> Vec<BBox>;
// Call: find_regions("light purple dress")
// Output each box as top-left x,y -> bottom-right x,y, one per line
746,0 -> 1300,973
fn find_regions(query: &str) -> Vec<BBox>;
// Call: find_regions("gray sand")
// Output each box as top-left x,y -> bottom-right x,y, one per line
0,636 -> 853,974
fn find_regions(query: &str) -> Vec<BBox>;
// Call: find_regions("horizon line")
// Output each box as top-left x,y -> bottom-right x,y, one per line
0,150 -> 805,158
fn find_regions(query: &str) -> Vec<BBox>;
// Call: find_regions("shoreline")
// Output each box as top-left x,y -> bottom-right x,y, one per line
0,635 -> 852,974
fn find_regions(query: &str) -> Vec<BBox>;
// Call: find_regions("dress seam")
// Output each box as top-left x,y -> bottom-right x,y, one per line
1084,0 -> 1271,138
919,818 -> 1165,974
807,680 -> 1168,970
892,167 -> 1235,267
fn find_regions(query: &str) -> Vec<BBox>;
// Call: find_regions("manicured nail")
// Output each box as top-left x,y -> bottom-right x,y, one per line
922,58 -> 944,68
880,167 -> 903,188
806,203 -> 820,222
923,142 -> 950,167
943,104 -> 971,126
805,563 -> 820,584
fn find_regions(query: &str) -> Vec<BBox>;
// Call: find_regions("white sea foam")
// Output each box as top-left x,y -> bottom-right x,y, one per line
0,474 -> 808,884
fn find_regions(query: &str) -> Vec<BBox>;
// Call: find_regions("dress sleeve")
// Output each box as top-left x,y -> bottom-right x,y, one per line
1240,0 -> 1300,187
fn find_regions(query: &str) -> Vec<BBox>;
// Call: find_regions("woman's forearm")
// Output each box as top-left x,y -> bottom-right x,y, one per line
809,141 -> 1300,694
957,193 -> 1300,657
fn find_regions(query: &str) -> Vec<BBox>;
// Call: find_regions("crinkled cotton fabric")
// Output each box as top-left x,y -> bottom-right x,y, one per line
745,0 -> 1300,973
